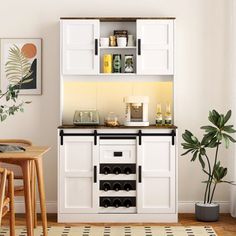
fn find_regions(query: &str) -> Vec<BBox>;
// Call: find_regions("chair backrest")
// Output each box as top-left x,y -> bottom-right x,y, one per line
0,168 -> 7,225
0,139 -> 32,176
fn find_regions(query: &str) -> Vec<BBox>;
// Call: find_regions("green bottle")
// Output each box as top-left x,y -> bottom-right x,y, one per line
113,54 -> 121,73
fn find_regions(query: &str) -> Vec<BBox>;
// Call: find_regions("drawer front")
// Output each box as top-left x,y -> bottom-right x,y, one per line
100,145 -> 136,163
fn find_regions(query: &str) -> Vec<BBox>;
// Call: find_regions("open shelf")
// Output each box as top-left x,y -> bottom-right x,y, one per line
99,73 -> 136,76
100,46 -> 136,49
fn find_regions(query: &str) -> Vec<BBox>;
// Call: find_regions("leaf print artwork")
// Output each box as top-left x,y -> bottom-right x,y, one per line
5,45 -> 33,85
0,38 -> 41,95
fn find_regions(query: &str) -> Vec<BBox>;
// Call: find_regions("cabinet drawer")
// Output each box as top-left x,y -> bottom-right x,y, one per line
100,145 -> 136,163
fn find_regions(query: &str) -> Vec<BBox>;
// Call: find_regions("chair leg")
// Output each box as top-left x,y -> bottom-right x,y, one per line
8,171 -> 15,236
21,161 -> 34,236
31,162 -> 37,228
35,157 -> 47,236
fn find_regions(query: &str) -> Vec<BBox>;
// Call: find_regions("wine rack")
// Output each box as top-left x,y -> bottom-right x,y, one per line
100,197 -> 136,208
99,162 -> 137,213
100,164 -> 136,175
100,180 -> 136,191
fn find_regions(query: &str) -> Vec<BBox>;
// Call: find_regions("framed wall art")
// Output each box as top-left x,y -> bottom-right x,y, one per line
0,38 -> 42,95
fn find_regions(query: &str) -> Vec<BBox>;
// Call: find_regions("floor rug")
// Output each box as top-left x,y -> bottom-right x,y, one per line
0,226 -> 217,236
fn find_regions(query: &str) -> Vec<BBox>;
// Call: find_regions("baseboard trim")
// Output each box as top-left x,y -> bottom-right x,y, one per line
14,200 -> 230,214
14,201 -> 57,214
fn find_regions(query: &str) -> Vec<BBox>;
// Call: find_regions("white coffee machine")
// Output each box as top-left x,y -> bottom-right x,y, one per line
123,96 -> 149,126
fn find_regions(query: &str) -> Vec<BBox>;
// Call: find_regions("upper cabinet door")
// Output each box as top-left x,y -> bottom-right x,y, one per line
61,20 -> 99,75
136,20 -> 174,75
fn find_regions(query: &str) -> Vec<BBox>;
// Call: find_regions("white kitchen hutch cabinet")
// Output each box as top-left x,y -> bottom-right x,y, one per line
61,17 -> 174,76
59,17 -> 177,223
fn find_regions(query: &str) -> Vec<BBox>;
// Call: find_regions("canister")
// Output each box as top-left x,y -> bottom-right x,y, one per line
113,54 -> 122,73
109,36 -> 116,47
124,54 -> 134,73
103,54 -> 112,73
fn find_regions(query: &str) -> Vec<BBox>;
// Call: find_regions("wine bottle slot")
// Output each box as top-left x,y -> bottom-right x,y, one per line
113,198 -> 122,208
123,198 -> 132,208
102,166 -> 111,175
124,167 -> 132,175
103,182 -> 111,191
102,198 -> 111,208
123,182 -> 132,191
113,166 -> 121,175
113,182 -> 122,191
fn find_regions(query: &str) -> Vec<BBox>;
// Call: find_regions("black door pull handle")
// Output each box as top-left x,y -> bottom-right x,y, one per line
138,39 -> 141,55
94,166 -> 97,183
138,166 -> 142,183
114,152 -> 123,157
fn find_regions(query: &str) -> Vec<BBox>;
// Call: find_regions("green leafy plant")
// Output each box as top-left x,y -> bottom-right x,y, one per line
0,45 -> 32,122
181,110 -> 236,204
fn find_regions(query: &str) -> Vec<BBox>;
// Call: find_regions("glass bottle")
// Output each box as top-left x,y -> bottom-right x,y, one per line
113,182 -> 122,191
113,166 -> 122,175
102,198 -> 111,208
112,54 -> 122,73
113,198 -> 122,208
123,198 -> 132,208
103,182 -> 111,191
164,102 -> 172,126
155,103 -> 163,126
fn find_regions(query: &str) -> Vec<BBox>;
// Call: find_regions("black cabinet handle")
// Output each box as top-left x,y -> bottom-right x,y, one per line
138,39 -> 141,55
94,166 -> 97,183
114,152 -> 123,157
95,39 -> 98,55
138,166 -> 142,183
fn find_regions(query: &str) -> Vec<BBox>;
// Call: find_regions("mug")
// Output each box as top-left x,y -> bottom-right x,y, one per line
100,37 -> 109,47
117,37 -> 127,47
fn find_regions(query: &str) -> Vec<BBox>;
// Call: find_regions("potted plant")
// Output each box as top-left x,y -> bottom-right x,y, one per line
181,110 -> 236,221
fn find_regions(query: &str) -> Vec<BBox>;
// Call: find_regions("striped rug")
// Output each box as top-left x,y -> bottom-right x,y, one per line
0,226 -> 217,236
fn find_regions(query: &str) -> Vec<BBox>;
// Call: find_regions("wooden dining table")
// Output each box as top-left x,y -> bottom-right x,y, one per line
0,146 -> 50,236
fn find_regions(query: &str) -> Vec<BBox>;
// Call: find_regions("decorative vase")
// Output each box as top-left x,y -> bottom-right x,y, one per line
195,202 -> 219,222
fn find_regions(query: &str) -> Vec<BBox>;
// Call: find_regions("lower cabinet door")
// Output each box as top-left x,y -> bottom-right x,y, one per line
59,136 -> 99,213
137,136 -> 176,213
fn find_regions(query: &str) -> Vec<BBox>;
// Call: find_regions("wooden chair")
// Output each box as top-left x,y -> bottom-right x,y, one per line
0,139 -> 37,228
0,167 -> 15,236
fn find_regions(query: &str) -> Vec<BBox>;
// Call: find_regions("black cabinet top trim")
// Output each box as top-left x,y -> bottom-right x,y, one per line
60,17 -> 176,21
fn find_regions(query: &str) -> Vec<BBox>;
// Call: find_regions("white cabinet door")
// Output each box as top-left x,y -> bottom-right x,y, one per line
61,20 -> 99,75
137,136 -> 176,213
136,20 -> 174,75
59,136 -> 99,213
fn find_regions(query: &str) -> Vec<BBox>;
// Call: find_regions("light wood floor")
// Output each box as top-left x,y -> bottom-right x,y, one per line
2,214 -> 236,236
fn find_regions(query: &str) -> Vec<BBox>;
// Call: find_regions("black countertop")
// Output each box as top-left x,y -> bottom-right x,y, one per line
58,124 -> 177,129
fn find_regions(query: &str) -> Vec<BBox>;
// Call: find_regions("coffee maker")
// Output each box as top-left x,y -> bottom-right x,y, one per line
123,96 -> 149,126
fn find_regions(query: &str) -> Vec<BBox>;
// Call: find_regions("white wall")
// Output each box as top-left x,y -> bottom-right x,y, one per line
0,0 -> 232,212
